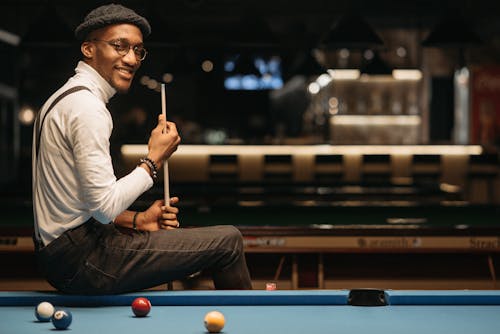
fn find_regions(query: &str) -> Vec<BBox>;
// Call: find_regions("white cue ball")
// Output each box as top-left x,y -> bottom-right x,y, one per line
35,301 -> 55,322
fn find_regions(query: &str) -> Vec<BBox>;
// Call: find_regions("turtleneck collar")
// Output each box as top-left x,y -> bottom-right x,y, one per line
73,61 -> 117,104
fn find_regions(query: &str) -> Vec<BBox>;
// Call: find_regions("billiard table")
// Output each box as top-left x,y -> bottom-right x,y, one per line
1,290 -> 500,333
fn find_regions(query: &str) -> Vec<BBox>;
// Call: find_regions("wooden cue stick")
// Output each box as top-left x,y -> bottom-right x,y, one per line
161,83 -> 170,206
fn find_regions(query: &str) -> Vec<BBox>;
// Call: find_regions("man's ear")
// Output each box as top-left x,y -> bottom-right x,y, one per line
81,41 -> 94,59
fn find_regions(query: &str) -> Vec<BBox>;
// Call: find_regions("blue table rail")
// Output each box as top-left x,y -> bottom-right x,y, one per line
2,290 -> 500,334
2,290 -> 500,306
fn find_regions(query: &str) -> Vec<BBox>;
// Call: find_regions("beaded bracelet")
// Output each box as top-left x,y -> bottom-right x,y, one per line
139,157 -> 158,181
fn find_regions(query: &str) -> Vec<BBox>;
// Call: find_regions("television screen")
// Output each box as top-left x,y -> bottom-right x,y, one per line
224,54 -> 283,90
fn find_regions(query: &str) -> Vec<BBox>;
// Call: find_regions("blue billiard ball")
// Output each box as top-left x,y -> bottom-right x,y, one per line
35,301 -> 55,322
51,309 -> 72,330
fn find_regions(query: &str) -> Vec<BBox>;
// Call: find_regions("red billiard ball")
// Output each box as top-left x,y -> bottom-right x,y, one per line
131,297 -> 151,317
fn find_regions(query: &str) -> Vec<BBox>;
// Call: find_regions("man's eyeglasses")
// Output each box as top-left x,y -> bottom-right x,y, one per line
91,39 -> 147,61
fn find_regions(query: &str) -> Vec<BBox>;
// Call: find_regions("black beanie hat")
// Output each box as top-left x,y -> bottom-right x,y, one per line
74,3 -> 151,40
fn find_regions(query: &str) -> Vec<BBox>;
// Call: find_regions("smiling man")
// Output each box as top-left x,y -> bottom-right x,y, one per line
31,4 -> 252,294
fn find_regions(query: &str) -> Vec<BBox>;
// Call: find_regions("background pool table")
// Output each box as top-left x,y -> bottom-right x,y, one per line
1,290 -> 500,334
1,201 -> 500,290
1,146 -> 499,290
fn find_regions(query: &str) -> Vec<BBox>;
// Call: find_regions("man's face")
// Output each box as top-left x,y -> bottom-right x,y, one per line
82,24 -> 144,93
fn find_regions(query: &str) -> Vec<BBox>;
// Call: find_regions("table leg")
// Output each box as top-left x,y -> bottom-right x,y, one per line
318,253 -> 324,289
273,255 -> 286,281
292,255 -> 299,290
487,255 -> 497,289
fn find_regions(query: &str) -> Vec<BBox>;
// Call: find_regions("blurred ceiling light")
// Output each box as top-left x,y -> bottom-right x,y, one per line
307,82 -> 321,94
392,69 -> 422,81
363,49 -> 374,60
318,13 -> 383,50
0,29 -> 20,46
0,83 -> 17,99
122,144 -> 483,157
327,69 -> 360,80
331,115 -> 421,126
338,48 -> 350,59
140,75 -> 150,85
19,106 -> 36,125
162,73 -> 174,83
316,73 -> 332,87
147,78 -> 159,90
396,47 -> 407,58
328,97 -> 339,109
201,60 -> 214,72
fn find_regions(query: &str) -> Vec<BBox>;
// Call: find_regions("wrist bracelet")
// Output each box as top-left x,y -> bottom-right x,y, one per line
132,211 -> 139,230
139,157 -> 158,181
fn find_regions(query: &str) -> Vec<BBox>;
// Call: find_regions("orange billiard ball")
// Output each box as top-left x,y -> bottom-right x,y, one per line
204,310 -> 225,333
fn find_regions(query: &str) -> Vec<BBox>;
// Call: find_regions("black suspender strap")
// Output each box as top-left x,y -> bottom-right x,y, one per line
35,85 -> 91,159
33,85 -> 91,248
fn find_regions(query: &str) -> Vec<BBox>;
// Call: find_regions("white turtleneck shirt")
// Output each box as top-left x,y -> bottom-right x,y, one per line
32,61 -> 153,245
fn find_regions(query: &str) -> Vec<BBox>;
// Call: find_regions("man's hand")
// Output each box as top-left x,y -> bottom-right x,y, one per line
147,115 -> 181,169
138,197 -> 180,231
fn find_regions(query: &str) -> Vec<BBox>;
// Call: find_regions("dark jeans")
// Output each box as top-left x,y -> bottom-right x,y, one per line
34,219 -> 252,294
